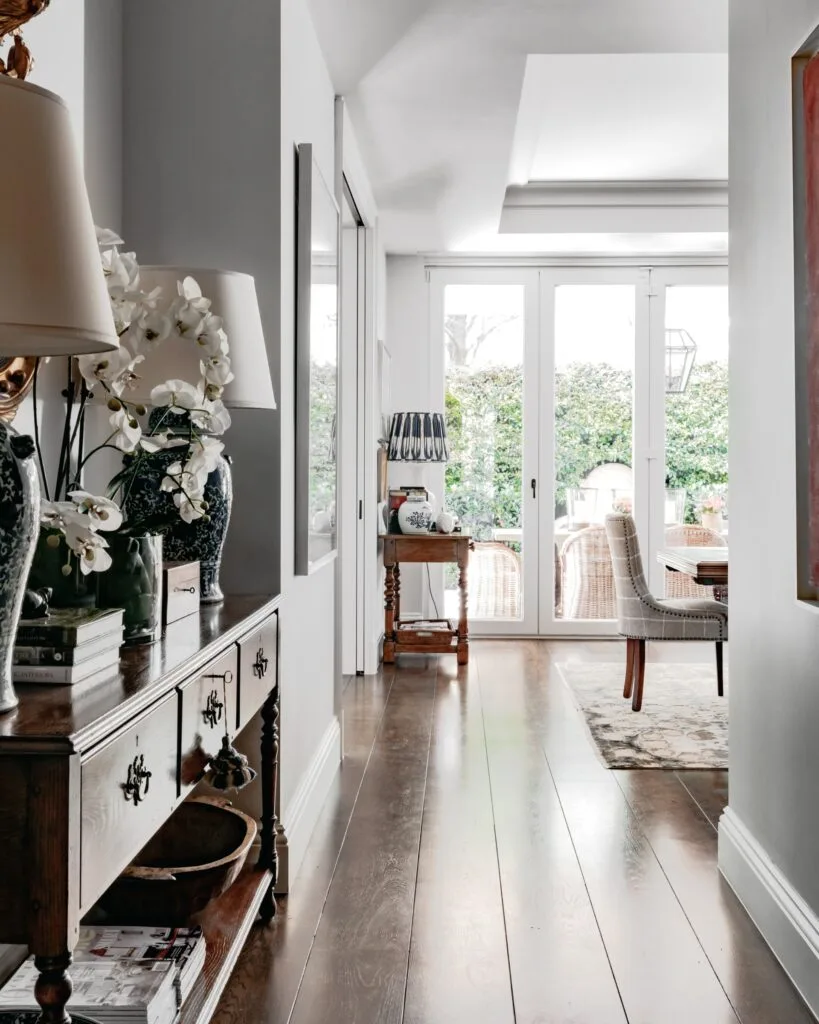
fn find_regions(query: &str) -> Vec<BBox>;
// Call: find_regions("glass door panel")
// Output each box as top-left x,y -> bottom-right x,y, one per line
661,282 -> 729,597
552,284 -> 636,623
444,284 -> 525,623
430,269 -> 539,634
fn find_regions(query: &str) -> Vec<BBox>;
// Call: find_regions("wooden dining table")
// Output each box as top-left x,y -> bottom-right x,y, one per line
657,546 -> 729,601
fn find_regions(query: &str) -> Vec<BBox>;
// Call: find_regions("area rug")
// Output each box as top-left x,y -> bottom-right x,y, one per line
557,662 -> 728,769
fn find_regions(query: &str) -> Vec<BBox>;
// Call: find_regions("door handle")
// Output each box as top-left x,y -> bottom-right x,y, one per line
531,478 -> 537,499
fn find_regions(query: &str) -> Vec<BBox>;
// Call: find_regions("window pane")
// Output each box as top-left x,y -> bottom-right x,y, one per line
663,286 -> 729,598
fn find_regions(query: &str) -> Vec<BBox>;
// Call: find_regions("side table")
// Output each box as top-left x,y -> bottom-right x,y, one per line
383,533 -> 472,665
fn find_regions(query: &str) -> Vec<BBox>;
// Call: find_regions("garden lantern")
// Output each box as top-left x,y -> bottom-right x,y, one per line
665,328 -> 697,393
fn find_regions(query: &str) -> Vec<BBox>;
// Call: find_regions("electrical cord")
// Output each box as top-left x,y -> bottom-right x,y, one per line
426,563 -> 441,620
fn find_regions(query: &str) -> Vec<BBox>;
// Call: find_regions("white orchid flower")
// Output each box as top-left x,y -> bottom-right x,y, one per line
195,314 -> 228,358
64,523 -> 112,575
200,355 -> 234,388
186,436 -> 224,478
41,500 -> 85,532
123,304 -> 173,355
150,379 -> 203,411
76,348 -> 136,392
109,407 -> 143,452
67,491 -> 123,532
170,277 -> 211,338
139,432 -> 187,454
191,398 -> 231,435
174,489 -> 208,523
96,226 -> 124,249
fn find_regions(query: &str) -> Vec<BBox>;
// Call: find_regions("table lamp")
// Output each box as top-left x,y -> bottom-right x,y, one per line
0,77 -> 119,713
125,267 -> 276,602
386,412 -> 449,534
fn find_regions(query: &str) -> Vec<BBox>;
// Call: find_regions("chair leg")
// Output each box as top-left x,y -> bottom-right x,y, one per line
623,638 -> 636,698
632,639 -> 646,712
716,641 -> 724,697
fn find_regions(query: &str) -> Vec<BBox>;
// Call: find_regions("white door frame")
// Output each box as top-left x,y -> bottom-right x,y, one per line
428,267 -> 540,635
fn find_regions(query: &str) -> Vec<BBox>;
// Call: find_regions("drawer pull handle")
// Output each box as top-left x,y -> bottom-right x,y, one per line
203,689 -> 224,728
174,585 -> 197,594
253,648 -> 269,679
123,754 -> 152,805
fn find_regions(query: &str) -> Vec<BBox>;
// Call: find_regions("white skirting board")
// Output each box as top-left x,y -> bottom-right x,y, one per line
277,716 -> 341,893
719,807 -> 819,1017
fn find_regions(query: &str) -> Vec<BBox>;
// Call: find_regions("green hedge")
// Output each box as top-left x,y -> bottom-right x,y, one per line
444,360 -> 728,539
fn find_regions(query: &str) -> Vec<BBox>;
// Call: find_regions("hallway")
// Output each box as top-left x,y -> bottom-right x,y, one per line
214,642 -> 812,1024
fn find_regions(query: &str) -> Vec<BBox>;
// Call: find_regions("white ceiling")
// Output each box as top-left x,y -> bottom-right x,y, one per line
510,54 -> 728,185
306,0 -> 729,255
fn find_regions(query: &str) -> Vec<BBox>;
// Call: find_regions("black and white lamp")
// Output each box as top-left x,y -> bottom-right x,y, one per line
0,77 -> 120,713
386,412 -> 450,535
127,268 -> 275,603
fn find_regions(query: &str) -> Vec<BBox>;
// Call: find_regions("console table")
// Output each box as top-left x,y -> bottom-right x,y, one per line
0,593 -> 281,1024
383,534 -> 471,665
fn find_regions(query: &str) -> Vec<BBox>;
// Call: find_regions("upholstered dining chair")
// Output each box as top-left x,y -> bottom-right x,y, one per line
604,513 -> 728,711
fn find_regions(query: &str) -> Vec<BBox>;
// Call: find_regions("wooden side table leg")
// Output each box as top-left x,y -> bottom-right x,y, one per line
394,564 -> 401,626
259,680 -> 280,922
457,552 -> 469,665
35,952 -> 72,1024
384,563 -> 396,664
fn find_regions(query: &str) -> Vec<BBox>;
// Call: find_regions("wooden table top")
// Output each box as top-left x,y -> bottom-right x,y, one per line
0,593 -> 280,753
657,546 -> 729,583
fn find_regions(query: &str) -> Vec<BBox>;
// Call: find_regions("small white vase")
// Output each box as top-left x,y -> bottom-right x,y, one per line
701,511 -> 724,533
436,511 -> 456,534
397,494 -> 433,535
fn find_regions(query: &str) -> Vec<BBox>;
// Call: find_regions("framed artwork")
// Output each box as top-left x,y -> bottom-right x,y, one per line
295,143 -> 340,575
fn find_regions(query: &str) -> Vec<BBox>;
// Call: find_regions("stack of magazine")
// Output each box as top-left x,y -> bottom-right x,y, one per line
0,927 -> 206,1024
13,608 -> 124,686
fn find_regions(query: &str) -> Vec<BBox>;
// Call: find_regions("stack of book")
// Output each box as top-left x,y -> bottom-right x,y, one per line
13,607 -> 125,686
0,927 -> 206,1024
75,926 -> 207,1009
0,958 -> 177,1024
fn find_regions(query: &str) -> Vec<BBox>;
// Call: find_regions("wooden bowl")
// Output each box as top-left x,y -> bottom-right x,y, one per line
98,797 -> 257,925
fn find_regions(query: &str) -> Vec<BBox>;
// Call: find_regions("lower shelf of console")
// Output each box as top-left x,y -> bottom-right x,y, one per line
179,865 -> 273,1024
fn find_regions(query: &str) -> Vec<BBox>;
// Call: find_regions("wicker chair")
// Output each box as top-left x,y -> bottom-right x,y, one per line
605,513 -> 728,711
664,525 -> 727,600
469,542 -> 521,619
561,525 -> 616,620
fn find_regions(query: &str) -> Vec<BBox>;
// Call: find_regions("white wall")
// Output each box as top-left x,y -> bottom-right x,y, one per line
279,0 -> 340,845
719,0 -> 819,1014
384,256 -> 435,616
120,0 -> 340,884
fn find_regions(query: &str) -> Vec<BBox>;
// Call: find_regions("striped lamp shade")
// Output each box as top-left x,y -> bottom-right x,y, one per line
387,412 -> 449,462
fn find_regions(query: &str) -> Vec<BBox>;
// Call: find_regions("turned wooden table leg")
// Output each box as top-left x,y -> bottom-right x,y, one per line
259,679 -> 280,923
394,564 -> 401,626
383,563 -> 396,664
457,549 -> 469,665
35,952 -> 72,1024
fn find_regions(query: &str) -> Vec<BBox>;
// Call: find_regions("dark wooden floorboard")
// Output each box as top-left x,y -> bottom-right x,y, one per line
403,657 -> 515,1024
675,768 -> 730,830
210,641 -> 809,1024
614,770 -> 816,1024
477,643 -> 627,1024
289,658 -> 438,1024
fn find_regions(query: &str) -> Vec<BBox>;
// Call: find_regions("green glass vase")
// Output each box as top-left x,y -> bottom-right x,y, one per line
97,534 -> 163,644
28,530 -> 96,609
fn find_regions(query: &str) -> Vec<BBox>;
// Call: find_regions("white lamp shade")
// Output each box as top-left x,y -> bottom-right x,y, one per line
133,267 -> 276,410
0,78 -> 118,356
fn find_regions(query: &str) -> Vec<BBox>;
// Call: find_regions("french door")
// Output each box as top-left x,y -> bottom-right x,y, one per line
429,269 -> 540,634
429,264 -> 728,637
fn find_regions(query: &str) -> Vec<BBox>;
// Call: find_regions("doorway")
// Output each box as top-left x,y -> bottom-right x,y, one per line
429,265 -> 728,636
